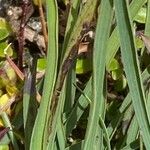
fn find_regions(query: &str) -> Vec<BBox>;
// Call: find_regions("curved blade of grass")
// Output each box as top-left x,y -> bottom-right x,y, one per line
99,114 -> 111,150
107,96 -> 132,140
46,85 -> 66,150
63,69 -> 76,114
126,115 -> 139,145
73,83 -> 111,149
23,56 -> 38,150
119,78 -> 150,147
106,0 -> 146,69
114,0 -> 150,149
98,76 -> 107,150
115,106 -> 135,149
29,0 -> 58,149
70,82 -> 111,149
44,1 -> 97,146
48,81 -> 67,150
56,118 -> 66,150
82,0 -> 113,149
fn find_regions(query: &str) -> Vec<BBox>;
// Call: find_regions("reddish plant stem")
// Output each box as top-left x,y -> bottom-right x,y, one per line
0,127 -> 10,140
6,55 -> 25,80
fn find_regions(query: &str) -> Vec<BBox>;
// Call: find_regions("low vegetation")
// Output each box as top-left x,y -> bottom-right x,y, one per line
0,0 -> 150,149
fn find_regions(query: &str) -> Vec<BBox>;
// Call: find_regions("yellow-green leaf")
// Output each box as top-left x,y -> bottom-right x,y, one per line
76,58 -> 92,74
0,94 -> 10,109
0,18 -> 12,41
0,42 -> 13,57
0,145 -> 9,150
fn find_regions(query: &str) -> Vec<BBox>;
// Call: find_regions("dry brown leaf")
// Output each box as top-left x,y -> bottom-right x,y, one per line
138,32 -> 150,54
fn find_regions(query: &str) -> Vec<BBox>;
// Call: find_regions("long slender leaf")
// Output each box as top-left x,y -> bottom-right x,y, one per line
114,0 -> 150,149
106,0 -> 147,69
23,55 -> 38,150
47,85 -> 66,150
63,69 -> 76,115
82,0 -> 113,149
126,115 -> 139,145
64,78 -> 92,137
56,117 -> 66,150
70,82 -> 111,149
29,0 -> 58,149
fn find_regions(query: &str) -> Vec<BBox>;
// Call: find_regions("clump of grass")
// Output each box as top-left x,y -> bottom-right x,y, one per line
1,0 -> 150,150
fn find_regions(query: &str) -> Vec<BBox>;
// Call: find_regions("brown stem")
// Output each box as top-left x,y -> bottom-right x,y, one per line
6,55 -> 24,81
38,0 -> 48,51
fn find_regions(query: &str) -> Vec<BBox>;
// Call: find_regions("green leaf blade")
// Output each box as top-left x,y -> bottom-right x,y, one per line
83,0 -> 113,149
114,0 -> 150,149
29,0 -> 58,149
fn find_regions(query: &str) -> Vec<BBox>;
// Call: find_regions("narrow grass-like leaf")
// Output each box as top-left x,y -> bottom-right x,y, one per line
99,115 -> 111,150
71,83 -> 111,149
23,56 -> 38,150
64,78 -> 92,137
126,115 -> 139,145
63,69 -> 76,114
47,86 -> 66,150
115,105 -> 134,149
29,0 -> 58,149
82,0 -> 113,149
56,118 -> 66,150
107,94 -> 131,140
108,65 -> 150,142
106,0 -> 147,69
114,0 -> 150,149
